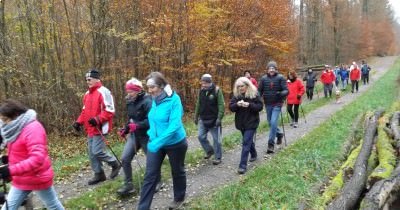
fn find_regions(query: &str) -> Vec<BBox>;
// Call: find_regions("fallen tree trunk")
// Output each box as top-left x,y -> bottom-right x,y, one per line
391,111 -> 400,141
360,164 -> 400,210
327,113 -> 379,210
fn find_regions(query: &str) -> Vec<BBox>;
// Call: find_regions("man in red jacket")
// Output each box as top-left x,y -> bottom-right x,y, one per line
350,62 -> 361,93
72,69 -> 121,185
320,65 -> 336,98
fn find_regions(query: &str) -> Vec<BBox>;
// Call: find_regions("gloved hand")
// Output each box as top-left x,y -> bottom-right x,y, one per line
128,123 -> 138,133
0,164 -> 10,180
297,94 -> 302,100
72,122 -> 82,132
0,155 -> 8,164
88,117 -> 100,126
194,117 -> 199,125
215,118 -> 222,127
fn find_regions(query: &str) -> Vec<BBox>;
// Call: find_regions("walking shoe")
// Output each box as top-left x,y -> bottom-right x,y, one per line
155,181 -> 164,193
237,168 -> 246,174
168,200 -> 184,210
117,182 -> 135,196
109,161 -> 121,179
276,133 -> 283,145
293,122 -> 298,128
266,144 -> 274,154
203,150 -> 214,159
88,172 -> 106,185
212,159 -> 222,165
249,156 -> 257,162
289,120 -> 294,127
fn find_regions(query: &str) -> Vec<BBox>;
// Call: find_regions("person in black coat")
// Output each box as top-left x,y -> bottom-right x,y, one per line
303,69 -> 317,100
229,77 -> 263,174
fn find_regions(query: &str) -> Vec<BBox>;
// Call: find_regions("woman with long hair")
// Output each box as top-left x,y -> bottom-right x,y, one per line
287,70 -> 305,128
229,77 -> 263,174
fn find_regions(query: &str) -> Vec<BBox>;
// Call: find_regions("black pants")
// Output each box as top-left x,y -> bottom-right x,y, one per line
351,80 -> 359,92
287,104 -> 299,123
138,139 -> 188,210
306,87 -> 314,100
362,74 -> 369,85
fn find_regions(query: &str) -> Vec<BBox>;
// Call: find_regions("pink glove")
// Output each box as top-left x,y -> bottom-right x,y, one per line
128,123 -> 138,133
118,128 -> 127,138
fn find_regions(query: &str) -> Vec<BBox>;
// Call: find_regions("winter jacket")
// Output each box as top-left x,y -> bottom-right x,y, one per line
350,67 -> 361,81
320,70 -> 336,85
258,73 -> 288,106
126,91 -> 152,139
77,82 -> 115,136
194,84 -> 225,122
229,95 -> 263,131
287,79 -> 305,105
303,72 -> 317,88
147,91 -> 186,153
339,68 -> 349,81
7,120 -> 54,190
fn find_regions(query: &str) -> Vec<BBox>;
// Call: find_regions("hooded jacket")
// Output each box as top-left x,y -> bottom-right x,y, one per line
287,79 -> 305,105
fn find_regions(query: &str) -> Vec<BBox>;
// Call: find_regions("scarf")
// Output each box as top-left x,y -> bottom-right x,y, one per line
0,109 -> 37,146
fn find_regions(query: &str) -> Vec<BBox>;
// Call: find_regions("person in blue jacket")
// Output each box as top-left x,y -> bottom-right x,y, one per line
137,72 -> 187,210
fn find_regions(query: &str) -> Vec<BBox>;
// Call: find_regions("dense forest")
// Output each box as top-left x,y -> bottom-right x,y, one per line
0,0 -> 398,133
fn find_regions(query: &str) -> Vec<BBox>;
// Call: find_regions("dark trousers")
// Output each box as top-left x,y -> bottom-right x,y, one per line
306,87 -> 314,100
351,80 -> 359,92
362,74 -> 369,85
239,129 -> 257,170
137,139 -> 187,210
287,104 -> 299,123
323,84 -> 333,98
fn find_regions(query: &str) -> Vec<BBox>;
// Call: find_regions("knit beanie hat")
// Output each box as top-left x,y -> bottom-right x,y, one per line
125,78 -> 143,92
86,69 -> 100,79
201,74 -> 212,83
267,61 -> 277,69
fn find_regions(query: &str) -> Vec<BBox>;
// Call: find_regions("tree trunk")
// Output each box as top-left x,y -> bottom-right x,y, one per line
328,113 -> 380,210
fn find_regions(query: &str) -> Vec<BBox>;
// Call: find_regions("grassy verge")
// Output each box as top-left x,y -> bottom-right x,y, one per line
188,59 -> 400,209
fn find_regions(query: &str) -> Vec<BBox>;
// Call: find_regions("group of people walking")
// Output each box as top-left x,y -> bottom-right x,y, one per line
0,58 -> 371,209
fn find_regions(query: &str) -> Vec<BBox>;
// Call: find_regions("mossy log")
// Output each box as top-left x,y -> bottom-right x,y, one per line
360,164 -> 400,210
368,115 -> 396,186
327,113 -> 380,210
391,111 -> 400,141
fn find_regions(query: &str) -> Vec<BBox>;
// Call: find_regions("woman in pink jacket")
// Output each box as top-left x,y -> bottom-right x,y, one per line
0,99 -> 64,210
286,71 -> 305,128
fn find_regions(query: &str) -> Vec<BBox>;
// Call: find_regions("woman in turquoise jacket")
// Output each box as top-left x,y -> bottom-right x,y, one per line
137,72 -> 187,210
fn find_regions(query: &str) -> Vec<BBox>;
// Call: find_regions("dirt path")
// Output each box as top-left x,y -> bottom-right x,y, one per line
102,56 -> 398,209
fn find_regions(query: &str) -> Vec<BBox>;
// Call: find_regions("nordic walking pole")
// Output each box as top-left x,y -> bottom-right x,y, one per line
300,105 -> 307,123
315,83 -> 320,99
280,111 -> 287,146
95,127 -> 122,166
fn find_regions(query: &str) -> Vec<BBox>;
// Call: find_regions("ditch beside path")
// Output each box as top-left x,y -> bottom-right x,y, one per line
106,56 -> 398,209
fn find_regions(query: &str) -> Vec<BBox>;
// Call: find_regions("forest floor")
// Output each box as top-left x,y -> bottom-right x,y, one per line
32,56 -> 398,209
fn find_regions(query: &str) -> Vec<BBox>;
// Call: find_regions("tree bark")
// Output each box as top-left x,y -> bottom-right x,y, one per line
328,113 -> 380,210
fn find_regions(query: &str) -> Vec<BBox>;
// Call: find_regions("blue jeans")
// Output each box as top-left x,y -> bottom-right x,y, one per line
239,129 -> 257,170
137,139 -> 187,210
2,186 -> 64,210
198,120 -> 222,160
266,105 -> 283,146
87,135 -> 117,173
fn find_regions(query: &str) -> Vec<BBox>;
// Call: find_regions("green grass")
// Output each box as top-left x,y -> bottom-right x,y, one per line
188,59 -> 400,210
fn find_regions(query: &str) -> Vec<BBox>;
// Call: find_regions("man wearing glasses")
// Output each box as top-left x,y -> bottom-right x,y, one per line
258,61 -> 288,154
72,69 -> 121,185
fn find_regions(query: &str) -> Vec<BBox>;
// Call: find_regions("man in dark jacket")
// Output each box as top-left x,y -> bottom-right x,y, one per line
303,69 -> 317,100
258,61 -> 288,153
361,60 -> 371,85
194,74 -> 225,165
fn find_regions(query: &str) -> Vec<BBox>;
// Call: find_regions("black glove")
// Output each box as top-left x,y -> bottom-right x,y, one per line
88,118 -> 99,126
72,122 -> 82,132
297,95 -> 302,100
0,155 -> 8,164
0,134 -> 3,145
215,119 -> 221,127
0,165 -> 10,180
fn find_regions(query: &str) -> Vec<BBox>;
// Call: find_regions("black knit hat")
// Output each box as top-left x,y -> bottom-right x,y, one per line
86,69 -> 100,79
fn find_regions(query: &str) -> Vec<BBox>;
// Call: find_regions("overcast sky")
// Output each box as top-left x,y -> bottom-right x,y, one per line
389,0 -> 400,23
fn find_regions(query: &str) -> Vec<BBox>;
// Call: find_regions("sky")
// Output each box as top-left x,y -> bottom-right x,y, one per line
389,0 -> 400,23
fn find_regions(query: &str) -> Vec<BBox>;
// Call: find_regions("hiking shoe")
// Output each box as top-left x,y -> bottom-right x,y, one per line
117,182 -> 135,196
276,134 -> 283,145
249,156 -> 257,162
88,172 -> 106,185
293,122 -> 298,128
109,161 -> 121,179
212,159 -> 222,165
168,200 -> 184,210
237,168 -> 246,174
203,150 -> 214,159
266,144 -> 274,154
155,181 -> 164,193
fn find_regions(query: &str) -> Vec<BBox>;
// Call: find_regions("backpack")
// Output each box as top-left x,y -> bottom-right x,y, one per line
361,64 -> 369,74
